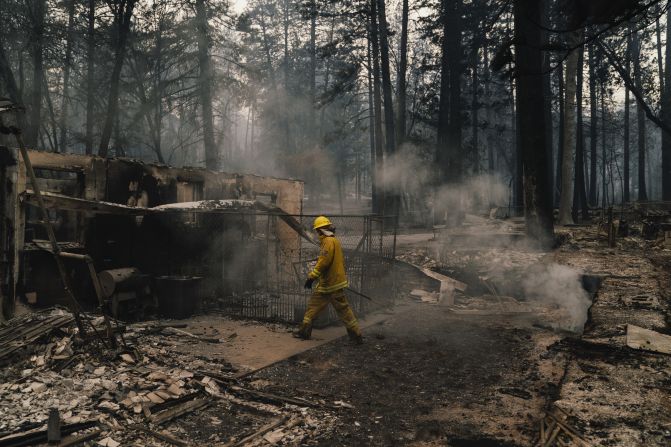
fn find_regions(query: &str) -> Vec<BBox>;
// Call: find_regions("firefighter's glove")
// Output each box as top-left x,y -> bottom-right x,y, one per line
304,278 -> 315,289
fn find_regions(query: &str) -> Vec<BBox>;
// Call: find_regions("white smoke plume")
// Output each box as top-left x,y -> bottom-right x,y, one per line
521,263 -> 592,332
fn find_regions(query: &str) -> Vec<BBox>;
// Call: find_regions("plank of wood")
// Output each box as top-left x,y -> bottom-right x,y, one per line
149,399 -> 209,425
162,327 -> 219,343
130,424 -> 190,447
57,429 -> 100,447
228,385 -> 331,409
223,416 -> 289,447
0,421 -> 97,447
47,409 -> 60,443
419,266 -> 467,292
626,324 -> 671,355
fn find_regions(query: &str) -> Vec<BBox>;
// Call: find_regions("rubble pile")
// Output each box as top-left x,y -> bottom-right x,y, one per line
0,309 -> 344,446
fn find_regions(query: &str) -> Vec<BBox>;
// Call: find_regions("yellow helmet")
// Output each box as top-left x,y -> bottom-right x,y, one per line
313,215 -> 332,230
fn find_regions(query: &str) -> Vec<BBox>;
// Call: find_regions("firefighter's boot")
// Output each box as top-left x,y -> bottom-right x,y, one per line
347,328 -> 363,345
293,323 -> 312,340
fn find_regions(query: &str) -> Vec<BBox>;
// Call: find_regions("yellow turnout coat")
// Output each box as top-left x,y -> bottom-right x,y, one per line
308,234 -> 348,294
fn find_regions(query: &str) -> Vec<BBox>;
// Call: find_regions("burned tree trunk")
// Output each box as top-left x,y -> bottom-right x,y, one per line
59,0 -> 76,152
85,0 -> 95,155
435,0 -> 463,225
369,0 -> 384,215
632,30 -> 647,201
376,0 -> 397,215
98,0 -> 136,157
195,0 -> 218,170
26,0 -> 46,148
555,59 -> 564,206
588,44 -> 598,206
0,45 -> 21,108
395,0 -> 408,145
558,31 -> 581,225
367,32 -> 376,213
573,47 -> 588,220
471,44 -> 479,174
309,0 -> 316,140
436,0 -> 462,180
624,34 -> 631,202
662,10 -> 671,200
513,0 -> 554,245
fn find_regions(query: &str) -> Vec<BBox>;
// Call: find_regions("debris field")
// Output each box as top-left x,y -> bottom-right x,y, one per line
1,221 -> 671,446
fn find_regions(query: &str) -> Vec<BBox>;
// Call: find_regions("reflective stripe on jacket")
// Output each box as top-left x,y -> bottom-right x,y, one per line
308,234 -> 348,293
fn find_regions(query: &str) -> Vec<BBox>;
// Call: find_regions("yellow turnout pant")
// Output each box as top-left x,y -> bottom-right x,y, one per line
302,289 -> 361,336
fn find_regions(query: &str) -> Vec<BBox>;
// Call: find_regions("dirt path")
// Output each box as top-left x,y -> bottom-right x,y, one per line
239,227 -> 671,446
251,301 -> 570,446
168,312 -> 390,373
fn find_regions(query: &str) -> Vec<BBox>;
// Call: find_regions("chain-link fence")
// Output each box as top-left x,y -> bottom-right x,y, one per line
20,203 -> 398,325
156,211 -> 399,325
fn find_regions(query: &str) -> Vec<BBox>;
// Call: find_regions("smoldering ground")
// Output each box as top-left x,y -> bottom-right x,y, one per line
384,144 -> 593,333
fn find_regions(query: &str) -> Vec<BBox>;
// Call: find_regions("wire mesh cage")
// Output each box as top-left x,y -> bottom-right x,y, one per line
164,211 -> 399,325
25,203 -> 398,325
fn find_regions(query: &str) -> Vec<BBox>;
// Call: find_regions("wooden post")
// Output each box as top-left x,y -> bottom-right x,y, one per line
608,206 -> 615,247
13,132 -> 86,336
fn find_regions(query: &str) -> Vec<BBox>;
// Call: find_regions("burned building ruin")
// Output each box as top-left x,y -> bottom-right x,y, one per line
0,148 -> 396,324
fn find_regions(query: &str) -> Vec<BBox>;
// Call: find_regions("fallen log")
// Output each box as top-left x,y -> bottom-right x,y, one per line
149,398 -> 209,425
223,416 -> 289,447
546,412 -> 591,447
47,409 -> 60,443
228,385 -> 334,409
57,429 -> 101,447
0,421 -> 97,447
162,327 -> 220,344
130,424 -> 190,447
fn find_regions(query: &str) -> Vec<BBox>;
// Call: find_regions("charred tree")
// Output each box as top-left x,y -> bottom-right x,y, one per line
588,44 -> 598,206
58,0 -> 76,152
656,17 -> 664,95
513,0 -> 554,245
26,0 -> 46,148
555,58 -> 564,206
624,34 -> 631,202
435,0 -> 464,225
396,0 -> 408,145
0,44 -> 22,108
601,82 -> 608,206
309,0 -> 316,139
662,10 -> 671,200
370,0 -> 384,215
436,0 -> 463,182
98,0 -> 137,157
195,0 -> 218,170
573,47 -> 588,220
471,44 -> 479,174
558,31 -> 581,225
541,0 -> 553,212
85,0 -> 96,155
376,0 -> 397,214
632,30 -> 647,201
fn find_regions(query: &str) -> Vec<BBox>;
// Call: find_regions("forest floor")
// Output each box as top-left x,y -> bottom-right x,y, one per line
2,220 -> 671,446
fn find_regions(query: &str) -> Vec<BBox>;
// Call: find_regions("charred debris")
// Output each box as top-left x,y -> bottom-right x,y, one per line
0,146 -> 399,446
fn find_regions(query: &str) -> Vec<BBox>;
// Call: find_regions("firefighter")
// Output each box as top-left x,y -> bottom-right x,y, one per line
294,216 -> 363,344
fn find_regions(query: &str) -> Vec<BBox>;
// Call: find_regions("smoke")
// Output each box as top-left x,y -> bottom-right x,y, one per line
521,263 -> 592,332
379,142 -> 509,221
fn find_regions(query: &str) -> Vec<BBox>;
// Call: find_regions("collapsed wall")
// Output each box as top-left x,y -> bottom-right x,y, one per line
0,148 -> 303,320
0,148 -> 397,325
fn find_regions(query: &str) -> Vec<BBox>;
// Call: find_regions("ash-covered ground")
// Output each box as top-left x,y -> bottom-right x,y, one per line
2,222 -> 671,446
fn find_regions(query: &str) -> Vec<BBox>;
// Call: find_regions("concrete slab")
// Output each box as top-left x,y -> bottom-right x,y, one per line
167,312 -> 390,374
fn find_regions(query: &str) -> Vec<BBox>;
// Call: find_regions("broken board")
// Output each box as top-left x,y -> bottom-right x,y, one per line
626,324 -> 671,355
